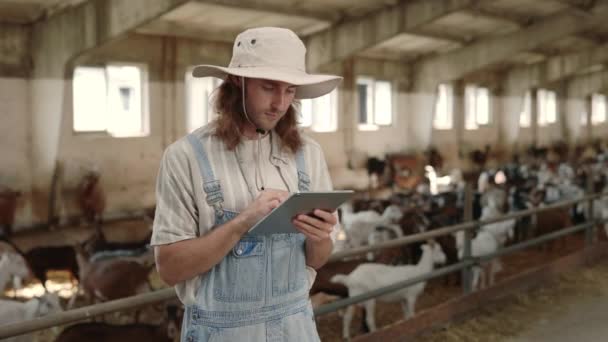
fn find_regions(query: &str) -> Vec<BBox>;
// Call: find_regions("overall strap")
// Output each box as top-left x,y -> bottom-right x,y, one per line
186,134 -> 225,218
295,148 -> 310,192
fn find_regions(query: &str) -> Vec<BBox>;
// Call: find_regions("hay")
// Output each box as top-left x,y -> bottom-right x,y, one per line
418,260 -> 608,342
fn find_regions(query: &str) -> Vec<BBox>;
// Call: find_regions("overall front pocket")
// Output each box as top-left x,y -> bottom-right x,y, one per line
213,236 -> 265,302
271,233 -> 306,296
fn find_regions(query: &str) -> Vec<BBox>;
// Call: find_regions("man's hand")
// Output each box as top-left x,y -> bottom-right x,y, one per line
292,209 -> 337,242
238,189 -> 289,233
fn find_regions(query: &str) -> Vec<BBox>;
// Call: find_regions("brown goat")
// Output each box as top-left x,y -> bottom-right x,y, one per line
70,245 -> 153,309
527,188 -> 573,251
0,190 -> 20,238
77,172 -> 106,225
533,207 -> 572,252
0,238 -> 79,289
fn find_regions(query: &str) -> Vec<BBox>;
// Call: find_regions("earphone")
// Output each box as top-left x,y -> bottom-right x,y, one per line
240,76 -> 266,191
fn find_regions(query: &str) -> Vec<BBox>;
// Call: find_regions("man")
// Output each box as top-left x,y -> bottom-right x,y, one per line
151,27 -> 342,341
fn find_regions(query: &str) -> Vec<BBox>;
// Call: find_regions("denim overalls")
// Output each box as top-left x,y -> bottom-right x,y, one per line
182,134 -> 320,342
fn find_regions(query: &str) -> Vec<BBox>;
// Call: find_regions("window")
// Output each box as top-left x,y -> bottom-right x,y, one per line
433,84 -> 453,130
300,89 -> 338,132
186,71 -> 223,133
591,93 -> 606,125
519,91 -> 532,128
465,84 -> 491,130
357,77 -> 393,130
73,64 -> 149,137
581,111 -> 588,125
537,89 -> 557,127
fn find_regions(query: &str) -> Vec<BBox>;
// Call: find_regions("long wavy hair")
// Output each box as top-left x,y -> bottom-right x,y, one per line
211,77 -> 303,153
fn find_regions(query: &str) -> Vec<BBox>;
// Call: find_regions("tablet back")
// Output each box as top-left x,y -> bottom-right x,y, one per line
248,191 -> 354,235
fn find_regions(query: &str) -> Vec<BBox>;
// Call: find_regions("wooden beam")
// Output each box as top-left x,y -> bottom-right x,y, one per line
505,45 -> 608,93
305,0 -> 478,71
31,0 -> 190,78
412,4 -> 608,90
196,0 -> 341,22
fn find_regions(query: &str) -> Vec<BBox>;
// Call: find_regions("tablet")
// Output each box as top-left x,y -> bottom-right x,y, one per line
247,190 -> 354,235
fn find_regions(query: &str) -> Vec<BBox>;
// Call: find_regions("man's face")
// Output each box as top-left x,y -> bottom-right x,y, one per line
244,78 -> 297,132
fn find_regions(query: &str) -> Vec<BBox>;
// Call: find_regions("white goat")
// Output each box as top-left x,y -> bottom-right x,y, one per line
341,204 -> 403,248
0,252 -> 30,294
331,242 -> 446,339
0,293 -> 63,342
454,230 -> 501,290
479,195 -> 515,247
366,224 -> 403,261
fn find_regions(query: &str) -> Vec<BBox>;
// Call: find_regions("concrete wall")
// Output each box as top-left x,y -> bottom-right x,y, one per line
4,32 -> 606,230
0,77 -> 33,227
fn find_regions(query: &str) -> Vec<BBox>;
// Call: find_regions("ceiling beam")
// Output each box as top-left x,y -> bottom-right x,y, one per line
411,4 -> 608,90
504,44 -> 608,92
353,57 -> 410,82
31,0 -> 190,78
409,28 -> 472,44
555,0 -> 597,10
566,69 -> 608,97
467,7 -> 532,27
0,23 -> 31,76
305,0 -> 479,71
196,0 -> 340,22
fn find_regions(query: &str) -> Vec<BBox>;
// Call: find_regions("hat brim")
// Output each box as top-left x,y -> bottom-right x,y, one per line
192,65 -> 342,99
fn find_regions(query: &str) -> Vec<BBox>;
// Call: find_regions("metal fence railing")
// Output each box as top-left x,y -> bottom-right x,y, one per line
0,191 -> 605,340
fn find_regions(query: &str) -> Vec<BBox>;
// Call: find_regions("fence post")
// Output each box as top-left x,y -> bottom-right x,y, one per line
461,182 -> 474,294
585,167 -> 595,246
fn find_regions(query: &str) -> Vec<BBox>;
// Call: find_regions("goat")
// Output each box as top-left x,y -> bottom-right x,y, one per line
480,192 -> 515,247
0,238 -> 79,290
366,225 -> 403,261
0,293 -> 63,342
0,251 -> 30,294
77,171 -> 106,225
70,244 -> 153,309
83,227 -> 152,259
454,230 -> 501,290
26,246 -> 80,289
0,190 -> 20,238
366,157 -> 387,188
341,204 -> 403,248
526,188 -> 573,251
310,239 -> 407,299
330,242 -> 446,339
54,304 -> 180,342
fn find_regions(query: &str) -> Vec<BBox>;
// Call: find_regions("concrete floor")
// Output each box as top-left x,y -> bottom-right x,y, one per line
507,294 -> 608,342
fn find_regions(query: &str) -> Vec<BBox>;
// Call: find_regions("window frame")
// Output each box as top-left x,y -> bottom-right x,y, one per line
185,70 -> 223,133
356,76 -> 394,131
72,62 -> 149,138
433,83 -> 453,130
519,91 -> 532,128
465,84 -> 492,130
537,88 -> 557,127
591,93 -> 606,125
299,88 -> 339,132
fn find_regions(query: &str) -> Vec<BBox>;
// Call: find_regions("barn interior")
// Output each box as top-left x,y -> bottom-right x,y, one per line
2,0 -> 608,341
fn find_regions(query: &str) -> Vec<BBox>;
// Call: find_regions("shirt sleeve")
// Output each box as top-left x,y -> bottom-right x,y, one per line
150,143 -> 199,246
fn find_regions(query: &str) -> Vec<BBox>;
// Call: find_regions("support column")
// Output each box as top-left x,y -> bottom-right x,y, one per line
531,89 -> 539,147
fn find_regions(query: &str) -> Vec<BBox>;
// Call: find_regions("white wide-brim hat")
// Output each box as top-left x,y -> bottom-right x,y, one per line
192,27 -> 342,99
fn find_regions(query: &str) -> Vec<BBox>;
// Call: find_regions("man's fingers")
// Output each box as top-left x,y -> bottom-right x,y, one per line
313,209 -> 338,225
269,199 -> 280,210
293,220 -> 328,241
296,214 -> 332,233
260,189 -> 289,202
